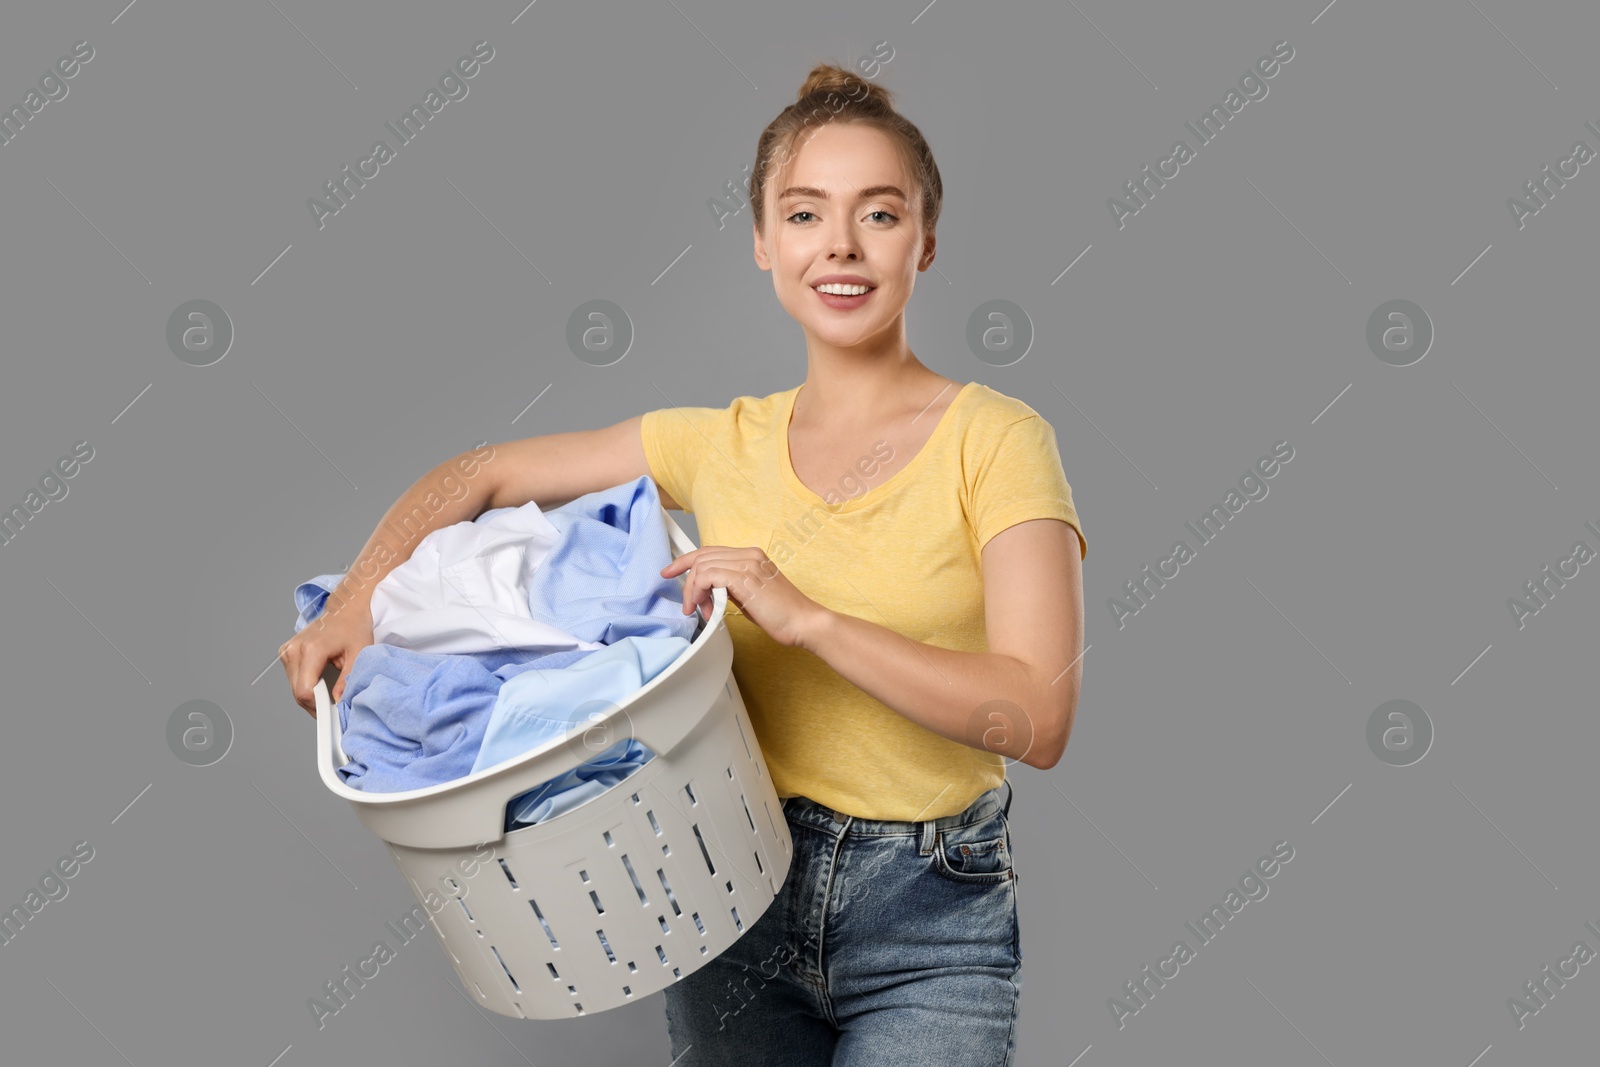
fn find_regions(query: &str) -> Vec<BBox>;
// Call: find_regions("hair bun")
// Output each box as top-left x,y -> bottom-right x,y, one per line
796,62 -> 893,109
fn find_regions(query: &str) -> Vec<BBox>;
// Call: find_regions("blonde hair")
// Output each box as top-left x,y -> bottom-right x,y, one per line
749,62 -> 942,238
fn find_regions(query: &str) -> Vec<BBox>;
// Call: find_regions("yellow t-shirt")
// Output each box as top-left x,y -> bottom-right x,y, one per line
640,380 -> 1086,821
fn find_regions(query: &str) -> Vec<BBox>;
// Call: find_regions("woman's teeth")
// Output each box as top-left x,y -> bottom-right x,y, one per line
815,283 -> 872,296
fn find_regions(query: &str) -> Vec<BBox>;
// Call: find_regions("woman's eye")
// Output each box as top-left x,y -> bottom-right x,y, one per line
785,210 -> 897,224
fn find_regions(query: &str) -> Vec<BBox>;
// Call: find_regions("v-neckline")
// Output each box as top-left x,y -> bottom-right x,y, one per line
780,380 -> 976,510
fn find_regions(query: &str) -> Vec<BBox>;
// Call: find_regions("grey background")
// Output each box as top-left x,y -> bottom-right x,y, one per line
1,0 -> 1595,1064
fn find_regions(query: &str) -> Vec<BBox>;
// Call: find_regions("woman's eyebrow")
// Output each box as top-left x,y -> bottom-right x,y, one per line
777,185 -> 908,202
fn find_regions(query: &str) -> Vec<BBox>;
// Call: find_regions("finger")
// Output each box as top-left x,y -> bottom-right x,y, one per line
662,546 -> 745,578
660,548 -> 703,577
280,642 -> 301,700
332,661 -> 347,705
682,561 -> 720,616
684,564 -> 727,619
681,566 -> 699,614
292,653 -> 320,712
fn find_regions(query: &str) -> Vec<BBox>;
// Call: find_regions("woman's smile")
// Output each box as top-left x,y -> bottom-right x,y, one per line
811,274 -> 878,310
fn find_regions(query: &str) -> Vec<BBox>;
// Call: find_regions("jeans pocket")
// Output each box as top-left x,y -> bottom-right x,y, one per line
931,815 -> 1015,886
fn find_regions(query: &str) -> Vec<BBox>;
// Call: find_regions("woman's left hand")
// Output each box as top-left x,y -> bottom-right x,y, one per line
661,546 -> 828,649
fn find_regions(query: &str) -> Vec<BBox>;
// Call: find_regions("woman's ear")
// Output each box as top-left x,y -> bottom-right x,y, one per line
919,230 -> 937,272
753,220 -> 771,271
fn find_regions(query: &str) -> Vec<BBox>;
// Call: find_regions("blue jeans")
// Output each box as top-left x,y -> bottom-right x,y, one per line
662,783 -> 1022,1065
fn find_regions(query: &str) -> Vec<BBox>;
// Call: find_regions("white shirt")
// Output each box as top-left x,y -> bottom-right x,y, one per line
369,504 -> 605,656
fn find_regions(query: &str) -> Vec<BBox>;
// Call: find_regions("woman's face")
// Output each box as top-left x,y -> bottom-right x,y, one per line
753,122 -> 935,350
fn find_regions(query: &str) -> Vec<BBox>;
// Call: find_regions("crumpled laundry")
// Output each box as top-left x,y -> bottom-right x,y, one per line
365,501 -> 600,656
294,477 -> 698,824
472,634 -> 690,826
499,736 -> 656,830
522,478 -> 698,646
296,477 -> 691,653
333,643 -> 595,793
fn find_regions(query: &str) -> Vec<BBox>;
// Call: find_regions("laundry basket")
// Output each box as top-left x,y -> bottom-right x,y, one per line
312,507 -> 794,1020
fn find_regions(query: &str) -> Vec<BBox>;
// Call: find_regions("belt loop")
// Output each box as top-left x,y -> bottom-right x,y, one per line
919,815 -> 937,855
1002,779 -> 1014,820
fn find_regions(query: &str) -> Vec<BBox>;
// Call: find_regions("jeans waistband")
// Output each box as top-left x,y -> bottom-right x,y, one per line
779,781 -> 1013,854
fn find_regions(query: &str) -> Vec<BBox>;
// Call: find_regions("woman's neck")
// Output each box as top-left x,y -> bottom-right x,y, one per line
794,326 -> 939,426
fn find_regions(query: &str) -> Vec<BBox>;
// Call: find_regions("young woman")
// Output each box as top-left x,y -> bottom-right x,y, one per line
281,61 -> 1085,1067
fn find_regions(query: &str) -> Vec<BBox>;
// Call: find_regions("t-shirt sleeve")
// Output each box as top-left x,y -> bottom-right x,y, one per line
639,405 -> 724,514
969,414 -> 1087,559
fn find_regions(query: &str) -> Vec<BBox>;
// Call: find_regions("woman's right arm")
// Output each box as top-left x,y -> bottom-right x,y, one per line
280,413 -> 677,716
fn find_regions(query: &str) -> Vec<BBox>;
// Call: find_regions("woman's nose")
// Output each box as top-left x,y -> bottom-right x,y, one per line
828,222 -> 861,259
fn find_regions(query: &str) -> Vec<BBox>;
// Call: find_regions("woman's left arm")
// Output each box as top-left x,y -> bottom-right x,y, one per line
664,517 -> 1084,769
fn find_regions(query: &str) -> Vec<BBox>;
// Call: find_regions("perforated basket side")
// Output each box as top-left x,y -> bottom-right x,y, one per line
381,676 -> 793,1018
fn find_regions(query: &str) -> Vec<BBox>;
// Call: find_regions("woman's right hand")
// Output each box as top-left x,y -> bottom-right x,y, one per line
280,599 -> 376,717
